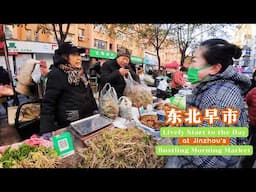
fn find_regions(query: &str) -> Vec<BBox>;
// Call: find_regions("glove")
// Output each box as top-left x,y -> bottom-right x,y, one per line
40,132 -> 52,140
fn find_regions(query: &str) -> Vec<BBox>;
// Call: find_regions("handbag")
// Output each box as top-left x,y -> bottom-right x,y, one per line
14,100 -> 41,140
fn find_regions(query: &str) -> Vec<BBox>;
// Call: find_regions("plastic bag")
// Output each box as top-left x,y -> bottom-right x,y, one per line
17,59 -> 40,86
124,72 -> 153,108
99,83 -> 119,119
143,74 -> 155,86
31,64 -> 41,84
118,96 -> 132,120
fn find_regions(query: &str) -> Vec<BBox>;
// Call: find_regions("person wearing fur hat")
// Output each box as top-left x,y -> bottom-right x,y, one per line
100,47 -> 140,98
40,42 -> 98,135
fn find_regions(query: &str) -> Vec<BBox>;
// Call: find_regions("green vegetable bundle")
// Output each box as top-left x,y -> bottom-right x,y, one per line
0,144 -> 59,168
79,127 -> 166,168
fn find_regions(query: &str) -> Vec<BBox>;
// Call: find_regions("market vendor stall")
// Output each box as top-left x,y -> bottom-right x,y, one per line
0,79 -> 183,168
0,124 -> 168,168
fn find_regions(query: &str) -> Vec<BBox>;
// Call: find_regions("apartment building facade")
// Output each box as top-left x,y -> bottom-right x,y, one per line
1,24 -> 180,76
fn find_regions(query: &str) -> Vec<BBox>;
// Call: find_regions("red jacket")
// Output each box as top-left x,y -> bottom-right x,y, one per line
245,88 -> 256,126
171,70 -> 185,89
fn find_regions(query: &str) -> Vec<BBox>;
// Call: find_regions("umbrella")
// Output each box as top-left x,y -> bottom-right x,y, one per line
165,61 -> 180,69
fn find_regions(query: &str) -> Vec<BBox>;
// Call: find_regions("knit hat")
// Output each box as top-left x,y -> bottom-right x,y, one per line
55,42 -> 85,55
117,47 -> 131,58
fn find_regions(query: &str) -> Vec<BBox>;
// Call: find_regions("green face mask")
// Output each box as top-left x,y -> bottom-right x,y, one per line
187,65 -> 211,84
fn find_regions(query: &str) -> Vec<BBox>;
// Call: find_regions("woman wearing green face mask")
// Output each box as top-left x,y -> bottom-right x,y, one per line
166,38 -> 251,168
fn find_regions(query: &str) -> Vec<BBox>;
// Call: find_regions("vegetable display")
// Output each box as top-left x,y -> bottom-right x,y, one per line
0,144 -> 59,168
79,128 -> 166,168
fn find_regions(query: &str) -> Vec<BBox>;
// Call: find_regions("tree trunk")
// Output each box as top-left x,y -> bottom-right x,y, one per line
180,49 -> 186,67
156,47 -> 161,71
52,24 -> 70,46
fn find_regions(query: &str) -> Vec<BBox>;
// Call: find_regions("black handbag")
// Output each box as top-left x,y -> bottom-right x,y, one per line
14,100 -> 41,140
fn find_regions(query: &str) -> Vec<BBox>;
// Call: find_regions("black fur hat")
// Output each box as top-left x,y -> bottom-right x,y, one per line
55,42 -> 85,55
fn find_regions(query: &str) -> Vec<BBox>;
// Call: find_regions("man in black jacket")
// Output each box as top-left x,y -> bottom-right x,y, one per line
40,42 -> 98,134
101,48 -> 140,98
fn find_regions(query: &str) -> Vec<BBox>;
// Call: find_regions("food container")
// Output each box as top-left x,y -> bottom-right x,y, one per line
131,107 -> 161,140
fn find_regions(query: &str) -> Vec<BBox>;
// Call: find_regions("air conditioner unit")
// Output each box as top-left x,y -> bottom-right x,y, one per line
78,36 -> 85,41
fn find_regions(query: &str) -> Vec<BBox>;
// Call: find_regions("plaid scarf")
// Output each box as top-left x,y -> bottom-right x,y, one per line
58,64 -> 88,86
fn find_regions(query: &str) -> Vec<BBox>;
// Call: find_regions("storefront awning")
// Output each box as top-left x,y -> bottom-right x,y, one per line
131,56 -> 143,64
89,48 -> 117,59
144,57 -> 158,65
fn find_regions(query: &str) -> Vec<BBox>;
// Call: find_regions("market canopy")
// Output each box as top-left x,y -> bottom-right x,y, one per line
144,57 -> 158,65
165,61 -> 180,69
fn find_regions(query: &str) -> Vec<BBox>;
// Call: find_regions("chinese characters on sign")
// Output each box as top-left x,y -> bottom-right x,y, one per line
165,107 -> 240,126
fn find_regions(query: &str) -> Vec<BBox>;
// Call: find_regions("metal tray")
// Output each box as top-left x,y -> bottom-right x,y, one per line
70,114 -> 113,136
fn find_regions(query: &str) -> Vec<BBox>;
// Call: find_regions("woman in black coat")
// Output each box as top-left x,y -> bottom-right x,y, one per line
40,42 -> 98,134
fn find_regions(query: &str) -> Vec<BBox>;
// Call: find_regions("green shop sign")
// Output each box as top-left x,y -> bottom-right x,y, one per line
89,48 -> 117,59
131,56 -> 143,64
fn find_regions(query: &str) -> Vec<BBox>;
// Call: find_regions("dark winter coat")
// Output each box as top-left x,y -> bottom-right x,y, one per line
100,59 -> 139,98
0,67 -> 10,85
40,66 -> 98,134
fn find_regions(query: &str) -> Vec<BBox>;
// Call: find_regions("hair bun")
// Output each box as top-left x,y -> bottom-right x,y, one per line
232,44 -> 242,59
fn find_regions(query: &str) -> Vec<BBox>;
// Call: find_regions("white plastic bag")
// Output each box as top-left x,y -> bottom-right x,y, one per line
99,83 -> 119,119
118,96 -> 132,120
17,59 -> 40,86
124,72 -> 153,108
31,64 -> 41,84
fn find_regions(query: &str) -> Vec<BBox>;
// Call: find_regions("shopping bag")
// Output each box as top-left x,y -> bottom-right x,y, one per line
124,72 -> 153,108
118,96 -> 132,120
99,83 -> 119,119
14,100 -> 41,140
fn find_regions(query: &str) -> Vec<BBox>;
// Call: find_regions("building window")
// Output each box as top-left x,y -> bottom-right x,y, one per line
5,25 -> 14,39
94,39 -> 107,50
78,28 -> 85,37
26,29 -> 31,40
109,43 -> 113,50
117,31 -> 127,41
78,28 -> 85,41
94,24 -> 106,34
